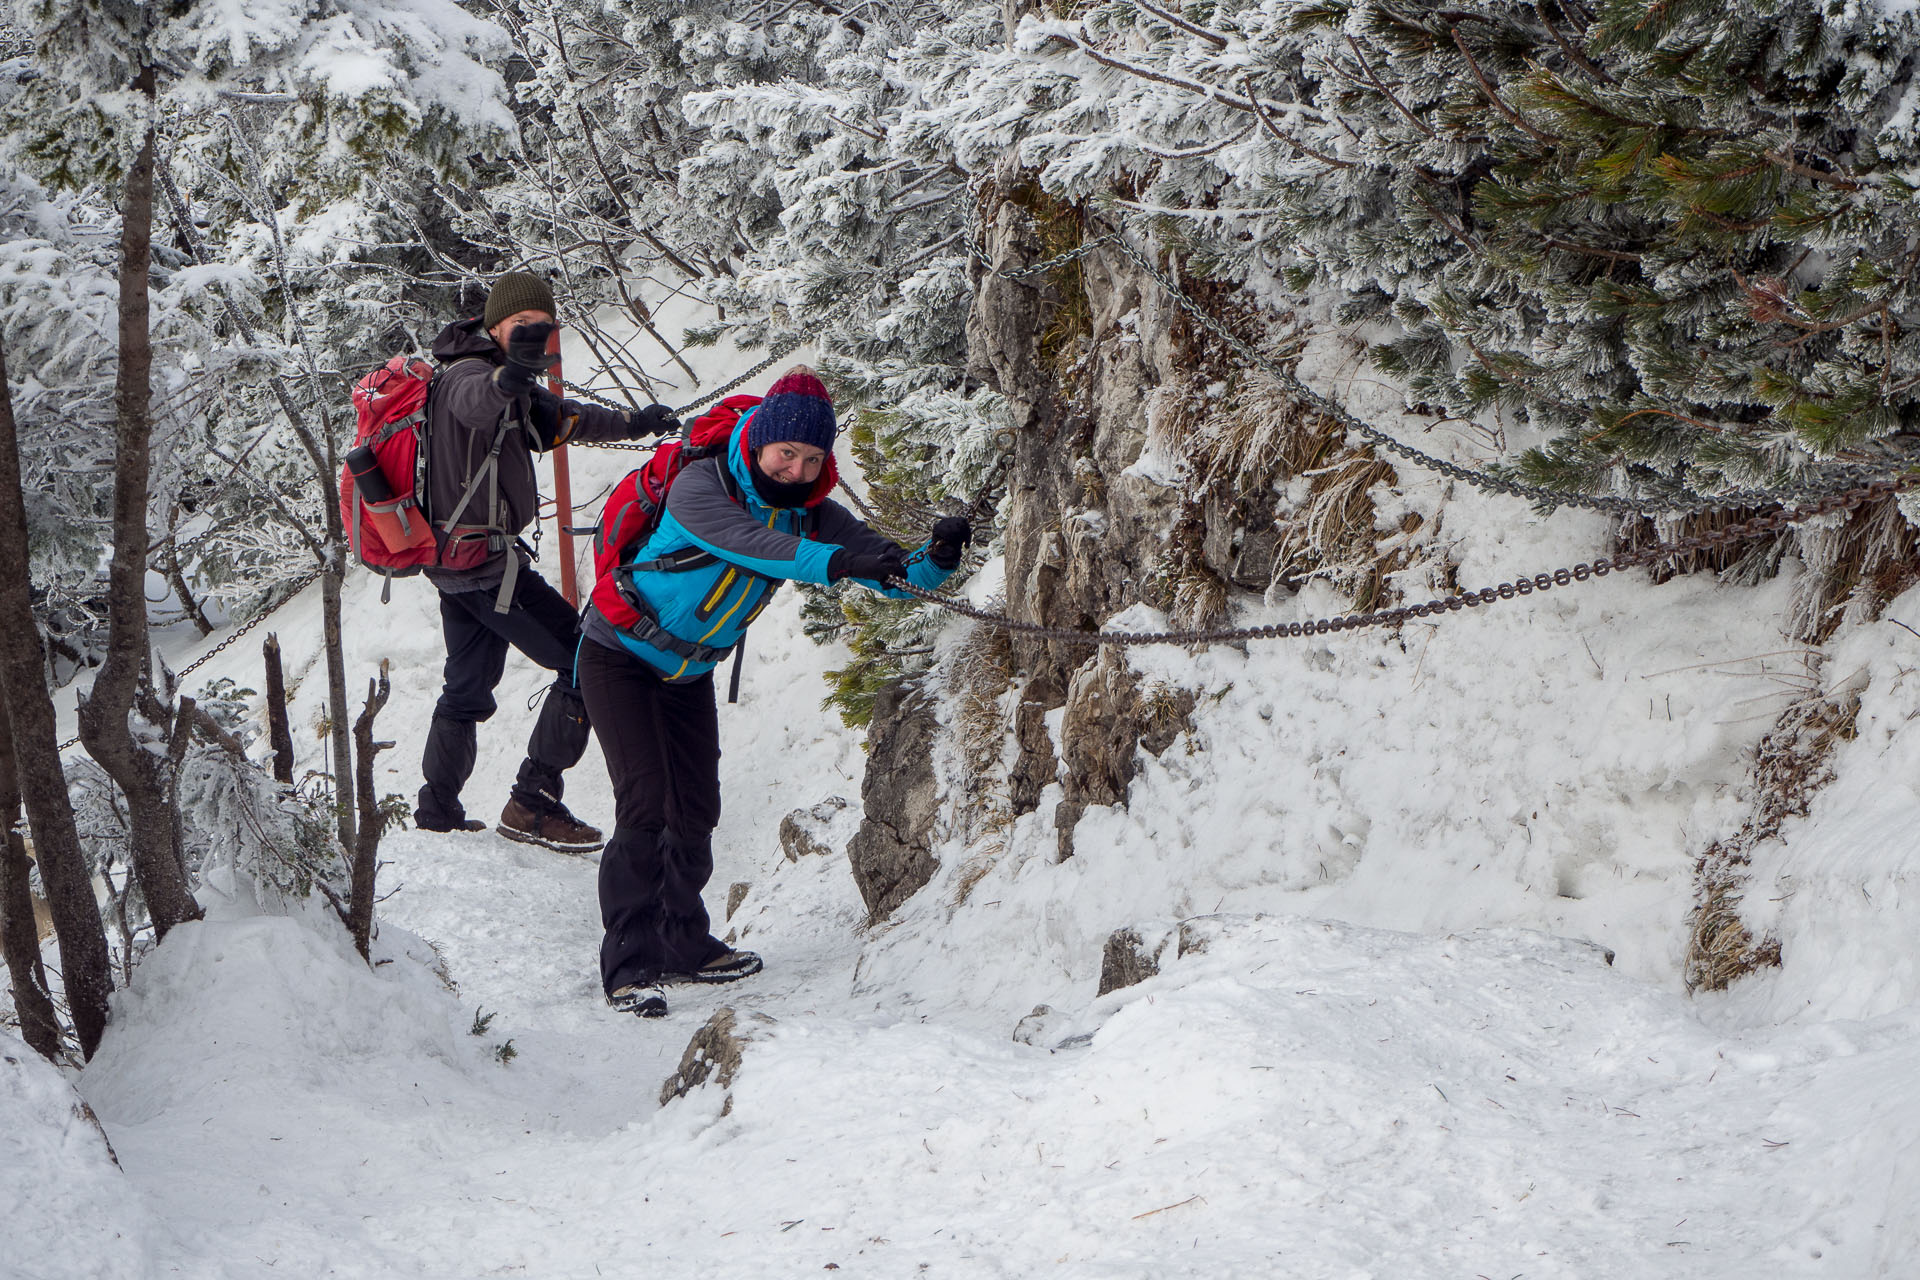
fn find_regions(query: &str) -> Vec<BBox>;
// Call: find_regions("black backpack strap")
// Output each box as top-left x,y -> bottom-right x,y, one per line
611,583 -> 737,668
727,638 -> 746,704
626,545 -> 719,575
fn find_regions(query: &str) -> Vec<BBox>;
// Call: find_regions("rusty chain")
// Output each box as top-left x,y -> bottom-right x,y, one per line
55,566 -> 325,753
886,477 -> 1918,647
567,294 -> 865,449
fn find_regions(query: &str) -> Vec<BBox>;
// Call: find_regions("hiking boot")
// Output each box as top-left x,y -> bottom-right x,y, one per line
662,949 -> 763,986
497,799 -> 605,854
608,984 -> 668,1018
416,813 -> 486,834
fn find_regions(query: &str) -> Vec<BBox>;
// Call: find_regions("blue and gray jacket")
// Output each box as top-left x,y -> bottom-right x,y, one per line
583,409 -> 954,682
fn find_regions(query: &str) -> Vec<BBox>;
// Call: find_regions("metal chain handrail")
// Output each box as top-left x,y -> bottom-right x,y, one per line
967,232 -> 1118,281
55,566 -> 325,753
568,295 -> 865,449
176,567 -> 324,680
886,476 -> 1917,647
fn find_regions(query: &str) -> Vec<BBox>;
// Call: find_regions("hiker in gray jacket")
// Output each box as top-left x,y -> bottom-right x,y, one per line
415,270 -> 675,853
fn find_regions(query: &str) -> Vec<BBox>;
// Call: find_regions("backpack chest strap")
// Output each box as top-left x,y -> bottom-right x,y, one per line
609,585 -> 737,668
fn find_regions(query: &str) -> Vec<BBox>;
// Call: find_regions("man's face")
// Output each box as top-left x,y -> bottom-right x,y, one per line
489,309 -> 557,351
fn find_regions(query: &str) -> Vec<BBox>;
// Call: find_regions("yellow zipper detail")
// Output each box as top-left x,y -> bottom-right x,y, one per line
701,580 -> 754,642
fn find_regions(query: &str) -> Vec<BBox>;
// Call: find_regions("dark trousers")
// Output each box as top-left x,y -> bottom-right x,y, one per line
417,567 -> 591,826
577,636 -> 727,992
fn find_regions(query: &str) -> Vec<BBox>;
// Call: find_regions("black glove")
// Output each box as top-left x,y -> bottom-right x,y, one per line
827,546 -> 907,585
495,321 -> 559,395
927,516 -> 973,571
628,403 -> 681,438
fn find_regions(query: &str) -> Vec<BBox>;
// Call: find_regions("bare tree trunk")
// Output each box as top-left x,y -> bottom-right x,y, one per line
0,336 -> 113,1060
322,567 -> 356,852
75,102 -> 202,941
154,155 -> 357,858
0,703 -> 62,1061
348,663 -> 391,962
162,551 -> 214,636
262,633 -> 295,785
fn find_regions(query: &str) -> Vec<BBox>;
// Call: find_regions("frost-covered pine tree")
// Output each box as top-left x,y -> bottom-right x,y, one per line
900,0 -> 1920,630
1,0 -> 515,937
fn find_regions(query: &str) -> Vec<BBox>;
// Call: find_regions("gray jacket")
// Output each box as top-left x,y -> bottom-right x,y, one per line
424,315 -> 633,593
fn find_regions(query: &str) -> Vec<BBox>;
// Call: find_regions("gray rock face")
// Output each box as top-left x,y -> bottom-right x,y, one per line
1055,650 -> 1196,859
1098,926 -> 1171,996
963,184 -> 1203,862
846,680 -> 942,920
1097,919 -> 1218,996
658,1006 -> 777,1113
1007,671 -> 1063,820
853,179 -> 1269,913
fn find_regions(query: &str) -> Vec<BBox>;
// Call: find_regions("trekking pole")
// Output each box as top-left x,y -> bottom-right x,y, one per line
547,326 -> 579,606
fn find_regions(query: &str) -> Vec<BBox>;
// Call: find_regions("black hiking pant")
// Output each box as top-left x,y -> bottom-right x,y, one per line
576,636 -> 728,993
417,567 -> 591,827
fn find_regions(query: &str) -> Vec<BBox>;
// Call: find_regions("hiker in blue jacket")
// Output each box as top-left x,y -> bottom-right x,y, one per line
577,366 -> 970,1018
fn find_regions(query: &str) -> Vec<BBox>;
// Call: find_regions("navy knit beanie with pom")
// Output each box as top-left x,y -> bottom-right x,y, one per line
747,367 -> 836,455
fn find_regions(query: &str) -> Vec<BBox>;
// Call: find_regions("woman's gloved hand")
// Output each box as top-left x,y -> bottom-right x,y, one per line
927,516 -> 973,571
828,546 -> 907,585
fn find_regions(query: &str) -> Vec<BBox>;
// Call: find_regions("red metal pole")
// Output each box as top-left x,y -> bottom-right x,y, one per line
547,327 -> 577,606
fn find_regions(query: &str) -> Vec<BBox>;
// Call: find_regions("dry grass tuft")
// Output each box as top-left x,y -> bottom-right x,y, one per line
1686,877 -> 1784,993
951,837 -> 1008,907
1137,680 -> 1198,757
952,619 -> 1016,777
1788,493 -> 1920,643
1684,672 -> 1860,992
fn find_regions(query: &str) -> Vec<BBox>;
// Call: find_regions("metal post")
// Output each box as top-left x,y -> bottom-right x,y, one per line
547,326 -> 577,606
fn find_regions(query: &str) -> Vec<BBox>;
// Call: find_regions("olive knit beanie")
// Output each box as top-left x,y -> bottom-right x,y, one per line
484,272 -> 557,328
747,367 -> 836,455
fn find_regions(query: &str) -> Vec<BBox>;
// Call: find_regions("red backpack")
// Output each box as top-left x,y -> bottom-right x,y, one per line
588,393 -> 760,631
339,355 -> 439,596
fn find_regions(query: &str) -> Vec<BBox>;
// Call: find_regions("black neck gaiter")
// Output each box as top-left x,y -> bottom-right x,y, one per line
748,453 -> 817,510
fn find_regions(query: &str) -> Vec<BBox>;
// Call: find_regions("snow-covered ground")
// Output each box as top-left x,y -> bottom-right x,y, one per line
12,316 -> 1920,1278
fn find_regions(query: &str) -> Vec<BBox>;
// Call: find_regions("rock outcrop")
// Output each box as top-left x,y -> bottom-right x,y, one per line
658,1006 -> 778,1113
846,680 -> 942,919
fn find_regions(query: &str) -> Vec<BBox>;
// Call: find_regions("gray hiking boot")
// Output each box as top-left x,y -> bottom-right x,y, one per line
662,949 -> 763,986
608,984 -> 668,1018
497,799 -> 604,854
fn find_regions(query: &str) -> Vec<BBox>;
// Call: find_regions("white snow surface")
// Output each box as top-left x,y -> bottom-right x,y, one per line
12,316 -> 1920,1277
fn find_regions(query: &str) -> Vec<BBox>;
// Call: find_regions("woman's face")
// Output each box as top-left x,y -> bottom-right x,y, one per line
756,440 -> 826,486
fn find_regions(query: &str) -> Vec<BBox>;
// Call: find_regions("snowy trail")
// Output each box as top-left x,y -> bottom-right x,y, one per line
72,845 -> 1920,1279
24,436 -> 1920,1277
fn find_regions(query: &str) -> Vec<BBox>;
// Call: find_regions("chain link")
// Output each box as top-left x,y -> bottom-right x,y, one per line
54,566 -> 325,753
889,477 -> 1917,647
570,297 -> 863,450
967,233 -> 1118,281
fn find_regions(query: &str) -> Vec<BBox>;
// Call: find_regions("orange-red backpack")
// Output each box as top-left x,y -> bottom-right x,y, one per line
588,393 -> 761,633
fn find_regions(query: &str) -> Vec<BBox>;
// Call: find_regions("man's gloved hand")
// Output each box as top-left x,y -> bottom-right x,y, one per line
827,545 -> 907,585
628,403 -> 681,438
496,321 -> 559,395
927,515 -> 973,571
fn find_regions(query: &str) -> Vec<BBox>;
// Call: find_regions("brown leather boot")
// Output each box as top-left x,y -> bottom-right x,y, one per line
497,799 -> 605,854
